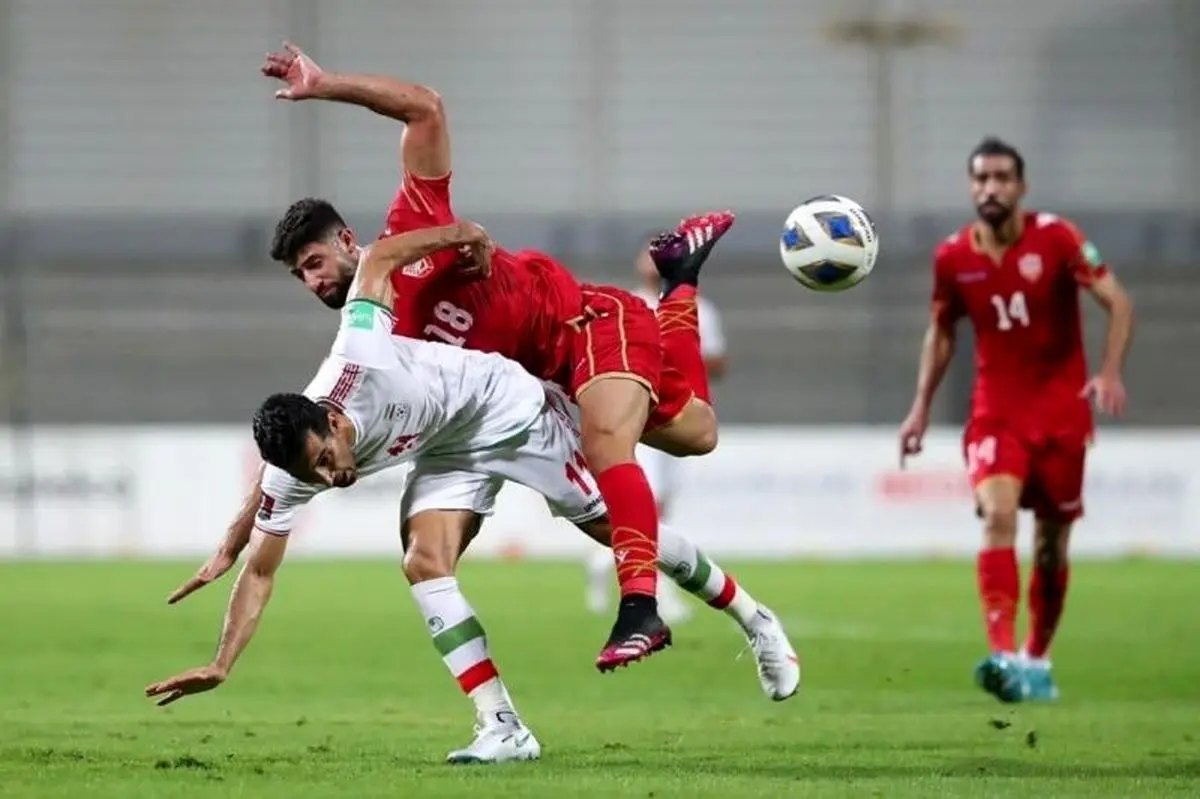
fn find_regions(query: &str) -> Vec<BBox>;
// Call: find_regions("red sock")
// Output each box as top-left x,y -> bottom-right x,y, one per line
977,547 -> 1019,653
657,285 -> 709,404
595,463 -> 659,598
1025,565 -> 1069,658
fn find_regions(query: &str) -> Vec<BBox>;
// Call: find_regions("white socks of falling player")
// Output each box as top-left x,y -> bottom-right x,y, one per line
657,526 -> 761,629
410,577 -> 517,725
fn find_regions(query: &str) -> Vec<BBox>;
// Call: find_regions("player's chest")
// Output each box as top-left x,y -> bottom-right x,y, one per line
954,249 -> 1064,332
358,391 -> 441,469
413,288 -> 519,356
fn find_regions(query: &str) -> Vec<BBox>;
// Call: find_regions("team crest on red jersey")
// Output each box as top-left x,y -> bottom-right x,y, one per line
1018,253 -> 1043,282
402,258 -> 434,279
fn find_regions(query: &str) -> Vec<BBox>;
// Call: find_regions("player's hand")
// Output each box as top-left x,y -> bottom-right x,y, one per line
455,221 -> 493,280
899,405 -> 930,468
261,41 -> 325,101
166,549 -> 237,604
1081,371 -> 1127,416
145,664 -> 228,707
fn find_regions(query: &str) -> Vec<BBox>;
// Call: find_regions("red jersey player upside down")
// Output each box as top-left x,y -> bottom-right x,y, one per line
899,137 -> 1134,704
261,41 -> 731,671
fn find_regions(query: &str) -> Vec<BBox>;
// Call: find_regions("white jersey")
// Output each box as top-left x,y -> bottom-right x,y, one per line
255,298 -> 546,535
635,288 -> 726,359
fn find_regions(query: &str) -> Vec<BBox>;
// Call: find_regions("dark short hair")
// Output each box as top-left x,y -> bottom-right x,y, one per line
968,137 -> 1025,179
270,198 -> 347,264
252,393 -> 331,471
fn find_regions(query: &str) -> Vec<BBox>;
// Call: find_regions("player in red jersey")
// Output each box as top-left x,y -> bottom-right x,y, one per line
898,137 -> 1134,703
260,43 -> 728,670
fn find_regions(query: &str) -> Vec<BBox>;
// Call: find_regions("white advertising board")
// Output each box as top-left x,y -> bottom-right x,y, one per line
0,426 -> 1195,559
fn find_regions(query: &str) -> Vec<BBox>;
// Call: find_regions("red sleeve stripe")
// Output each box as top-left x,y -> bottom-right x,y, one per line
325,363 -> 363,407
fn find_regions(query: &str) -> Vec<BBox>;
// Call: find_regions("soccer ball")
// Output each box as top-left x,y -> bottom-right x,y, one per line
779,195 -> 879,291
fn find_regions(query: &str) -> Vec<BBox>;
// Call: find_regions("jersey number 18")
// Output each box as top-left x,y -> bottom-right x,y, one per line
424,301 -> 474,347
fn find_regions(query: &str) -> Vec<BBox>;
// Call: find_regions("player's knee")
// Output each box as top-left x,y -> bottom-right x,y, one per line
580,419 -> 641,471
980,504 -> 1018,543
402,543 -> 455,584
689,420 -> 718,455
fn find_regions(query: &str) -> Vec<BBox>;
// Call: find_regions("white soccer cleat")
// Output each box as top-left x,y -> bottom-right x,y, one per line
744,607 -> 801,701
445,713 -> 541,765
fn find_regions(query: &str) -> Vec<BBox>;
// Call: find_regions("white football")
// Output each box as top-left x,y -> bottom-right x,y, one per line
779,195 -> 879,291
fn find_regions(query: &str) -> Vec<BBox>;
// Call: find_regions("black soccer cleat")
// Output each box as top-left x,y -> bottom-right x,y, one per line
594,595 -> 673,672
647,210 -> 736,297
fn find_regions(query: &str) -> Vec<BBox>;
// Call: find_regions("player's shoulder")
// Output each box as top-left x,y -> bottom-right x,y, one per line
933,223 -> 975,265
1027,210 -> 1085,242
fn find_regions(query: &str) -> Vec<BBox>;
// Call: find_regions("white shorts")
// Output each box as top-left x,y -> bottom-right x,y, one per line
635,442 -> 681,508
401,391 -> 607,525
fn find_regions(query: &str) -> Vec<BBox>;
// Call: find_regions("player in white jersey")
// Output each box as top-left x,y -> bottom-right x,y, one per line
586,247 -> 729,622
147,221 -> 799,764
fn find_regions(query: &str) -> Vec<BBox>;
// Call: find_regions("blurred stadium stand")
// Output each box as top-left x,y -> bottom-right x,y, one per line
1,0 -> 1197,426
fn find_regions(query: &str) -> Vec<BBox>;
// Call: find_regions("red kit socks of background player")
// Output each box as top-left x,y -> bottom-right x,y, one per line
977,546 -> 1070,657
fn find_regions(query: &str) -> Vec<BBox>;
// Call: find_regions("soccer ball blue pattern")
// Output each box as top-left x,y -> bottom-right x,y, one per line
780,195 -> 879,292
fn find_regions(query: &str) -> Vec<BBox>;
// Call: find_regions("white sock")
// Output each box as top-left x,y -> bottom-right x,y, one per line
410,576 -> 517,723
657,525 -> 760,628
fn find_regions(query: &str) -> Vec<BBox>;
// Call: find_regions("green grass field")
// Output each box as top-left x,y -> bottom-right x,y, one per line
1,559 -> 1198,797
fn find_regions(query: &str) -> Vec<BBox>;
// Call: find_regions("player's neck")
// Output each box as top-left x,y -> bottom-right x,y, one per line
974,214 -> 1024,252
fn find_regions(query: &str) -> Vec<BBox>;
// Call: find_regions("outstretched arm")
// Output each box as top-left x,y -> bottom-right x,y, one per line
353,221 -> 492,307
144,531 -> 288,706
165,465 -> 263,604
262,42 -> 449,178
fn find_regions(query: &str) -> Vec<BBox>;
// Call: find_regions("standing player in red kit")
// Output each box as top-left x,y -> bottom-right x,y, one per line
260,43 -> 730,671
898,138 -> 1134,703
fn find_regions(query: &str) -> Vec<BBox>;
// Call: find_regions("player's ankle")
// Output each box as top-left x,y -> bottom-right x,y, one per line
618,592 -> 658,614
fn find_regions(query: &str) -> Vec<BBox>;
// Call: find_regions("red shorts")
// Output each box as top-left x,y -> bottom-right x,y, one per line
962,419 -> 1088,523
568,285 -> 693,431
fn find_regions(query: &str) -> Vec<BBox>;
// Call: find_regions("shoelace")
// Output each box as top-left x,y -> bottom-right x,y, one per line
735,629 -> 783,675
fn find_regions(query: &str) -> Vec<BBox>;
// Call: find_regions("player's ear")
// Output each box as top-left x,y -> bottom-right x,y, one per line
338,226 -> 357,249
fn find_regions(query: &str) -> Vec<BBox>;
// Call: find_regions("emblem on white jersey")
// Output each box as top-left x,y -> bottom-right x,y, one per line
1018,253 -> 1043,282
257,494 -> 276,521
384,402 -> 411,422
402,257 -> 434,278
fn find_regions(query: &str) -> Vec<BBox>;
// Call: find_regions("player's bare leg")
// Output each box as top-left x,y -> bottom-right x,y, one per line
640,398 -> 717,456
575,377 -> 671,672
1020,517 -> 1072,701
402,509 -> 540,763
972,475 -> 1027,703
577,516 -> 799,700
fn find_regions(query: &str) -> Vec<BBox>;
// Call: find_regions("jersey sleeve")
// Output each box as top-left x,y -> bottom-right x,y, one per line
255,464 -> 323,536
381,171 -> 454,233
1054,218 -> 1110,287
697,297 -> 727,358
327,299 -> 401,372
379,172 -> 467,328
930,242 -> 964,328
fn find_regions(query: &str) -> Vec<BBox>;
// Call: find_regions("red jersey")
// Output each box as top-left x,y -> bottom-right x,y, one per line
932,211 -> 1109,436
378,171 -> 584,385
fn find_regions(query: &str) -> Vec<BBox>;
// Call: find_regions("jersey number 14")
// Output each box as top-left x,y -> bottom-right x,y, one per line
990,291 -> 1030,331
